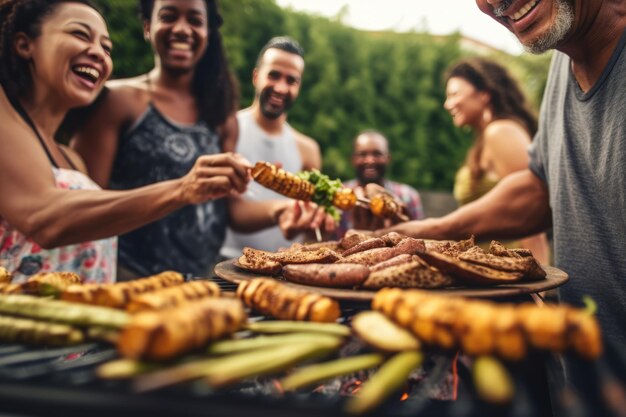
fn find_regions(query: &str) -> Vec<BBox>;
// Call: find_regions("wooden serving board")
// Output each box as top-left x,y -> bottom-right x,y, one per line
214,259 -> 569,302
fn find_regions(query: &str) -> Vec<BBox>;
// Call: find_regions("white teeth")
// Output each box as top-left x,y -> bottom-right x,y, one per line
511,0 -> 538,21
73,66 -> 100,81
170,42 -> 191,51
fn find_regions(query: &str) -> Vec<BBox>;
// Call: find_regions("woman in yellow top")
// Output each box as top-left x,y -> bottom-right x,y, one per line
444,57 -> 549,264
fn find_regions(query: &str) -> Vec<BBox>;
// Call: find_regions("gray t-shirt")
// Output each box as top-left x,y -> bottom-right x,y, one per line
529,31 -> 626,350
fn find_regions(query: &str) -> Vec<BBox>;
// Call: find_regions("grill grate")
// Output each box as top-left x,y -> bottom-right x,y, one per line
0,278 -> 624,417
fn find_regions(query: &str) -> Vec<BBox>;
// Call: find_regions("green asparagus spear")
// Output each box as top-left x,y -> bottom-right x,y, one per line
472,356 -> 514,405
205,337 -> 343,388
0,294 -> 129,328
281,353 -> 385,391
0,315 -> 84,345
206,332 -> 344,355
344,351 -> 423,415
96,359 -> 163,379
245,320 -> 350,337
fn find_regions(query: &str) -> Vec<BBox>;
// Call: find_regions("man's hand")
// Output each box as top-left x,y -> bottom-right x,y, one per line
277,201 -> 336,240
179,153 -> 252,204
352,183 -> 408,230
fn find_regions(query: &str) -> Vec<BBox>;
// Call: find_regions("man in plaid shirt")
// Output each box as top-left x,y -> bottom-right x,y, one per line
338,131 -> 424,236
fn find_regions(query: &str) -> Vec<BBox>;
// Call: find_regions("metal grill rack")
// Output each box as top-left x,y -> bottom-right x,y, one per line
0,277 -> 624,417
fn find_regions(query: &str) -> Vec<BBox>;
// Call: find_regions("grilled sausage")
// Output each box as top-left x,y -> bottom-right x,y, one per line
282,263 -> 370,288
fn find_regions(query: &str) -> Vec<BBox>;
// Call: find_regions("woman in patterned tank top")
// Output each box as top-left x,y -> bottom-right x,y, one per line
72,0 -> 330,279
0,0 -> 250,283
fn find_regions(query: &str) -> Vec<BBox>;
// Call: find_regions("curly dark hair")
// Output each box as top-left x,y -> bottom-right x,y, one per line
0,0 -> 102,100
139,0 -> 238,129
445,57 -> 538,180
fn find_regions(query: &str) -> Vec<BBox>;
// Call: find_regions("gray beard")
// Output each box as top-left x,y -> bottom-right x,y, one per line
524,0 -> 575,54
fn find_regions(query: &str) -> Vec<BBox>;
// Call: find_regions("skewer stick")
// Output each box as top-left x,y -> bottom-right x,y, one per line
314,227 -> 323,242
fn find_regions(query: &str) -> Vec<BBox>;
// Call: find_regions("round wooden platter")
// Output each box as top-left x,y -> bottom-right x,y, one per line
214,259 -> 569,302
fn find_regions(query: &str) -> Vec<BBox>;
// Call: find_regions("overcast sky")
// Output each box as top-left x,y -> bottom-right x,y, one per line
275,0 -> 524,55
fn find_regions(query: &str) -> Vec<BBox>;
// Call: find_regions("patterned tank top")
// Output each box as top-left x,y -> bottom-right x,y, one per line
110,103 -> 227,277
0,168 -> 117,284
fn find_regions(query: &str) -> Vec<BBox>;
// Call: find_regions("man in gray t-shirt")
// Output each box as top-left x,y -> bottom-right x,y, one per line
383,1 -> 626,413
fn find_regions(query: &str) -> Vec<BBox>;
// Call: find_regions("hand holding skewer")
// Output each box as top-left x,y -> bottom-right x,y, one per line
251,161 -> 407,222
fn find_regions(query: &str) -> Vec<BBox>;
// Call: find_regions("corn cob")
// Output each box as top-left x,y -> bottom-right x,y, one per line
67,271 -> 185,309
373,288 -> 602,360
252,161 -> 315,201
0,267 -> 11,284
22,272 -> 82,297
61,283 -> 100,304
0,315 -> 84,345
0,294 -> 129,329
126,280 -> 220,313
237,278 -> 340,323
117,297 -> 246,360
0,283 -> 22,295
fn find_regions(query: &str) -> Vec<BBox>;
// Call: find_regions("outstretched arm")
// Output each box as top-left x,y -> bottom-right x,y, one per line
379,170 -> 552,241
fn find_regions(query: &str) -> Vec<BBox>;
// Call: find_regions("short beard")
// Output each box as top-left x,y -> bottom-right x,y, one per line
524,0 -> 575,54
258,88 -> 293,120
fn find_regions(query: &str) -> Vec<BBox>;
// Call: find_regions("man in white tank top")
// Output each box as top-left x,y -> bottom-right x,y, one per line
221,37 -> 323,258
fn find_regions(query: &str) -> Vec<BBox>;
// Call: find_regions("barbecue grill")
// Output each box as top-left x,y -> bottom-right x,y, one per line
0,277 -> 624,417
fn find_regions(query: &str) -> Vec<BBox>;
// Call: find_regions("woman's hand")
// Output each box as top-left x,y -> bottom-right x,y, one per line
179,152 -> 252,204
277,201 -> 336,240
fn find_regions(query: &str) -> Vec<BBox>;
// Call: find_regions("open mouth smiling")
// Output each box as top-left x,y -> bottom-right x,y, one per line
72,65 -> 100,84
510,0 -> 541,21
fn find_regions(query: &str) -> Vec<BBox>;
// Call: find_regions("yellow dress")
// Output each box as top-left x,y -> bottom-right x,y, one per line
453,165 -> 520,248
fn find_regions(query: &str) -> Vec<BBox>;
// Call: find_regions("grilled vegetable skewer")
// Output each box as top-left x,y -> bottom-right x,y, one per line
251,161 -> 402,219
252,161 -> 315,201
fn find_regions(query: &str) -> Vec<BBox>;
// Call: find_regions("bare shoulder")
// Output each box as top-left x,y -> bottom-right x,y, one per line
293,129 -> 321,169
484,119 -> 530,143
104,76 -> 150,106
86,76 -> 150,125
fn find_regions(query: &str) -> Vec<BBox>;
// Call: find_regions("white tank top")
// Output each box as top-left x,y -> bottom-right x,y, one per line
220,109 -> 303,258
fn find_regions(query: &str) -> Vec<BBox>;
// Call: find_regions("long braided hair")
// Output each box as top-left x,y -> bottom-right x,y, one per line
445,57 -> 538,180
139,0 -> 238,130
0,0 -> 102,100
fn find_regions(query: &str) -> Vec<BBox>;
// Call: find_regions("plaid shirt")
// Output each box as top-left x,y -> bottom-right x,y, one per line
337,179 -> 424,237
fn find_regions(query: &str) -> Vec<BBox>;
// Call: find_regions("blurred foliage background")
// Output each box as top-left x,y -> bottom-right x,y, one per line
93,0 -> 551,191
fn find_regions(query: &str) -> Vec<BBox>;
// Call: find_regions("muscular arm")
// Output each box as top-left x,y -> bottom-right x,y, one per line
1,92 -> 248,250
228,198 -> 289,233
381,170 -> 552,241
295,132 -> 321,170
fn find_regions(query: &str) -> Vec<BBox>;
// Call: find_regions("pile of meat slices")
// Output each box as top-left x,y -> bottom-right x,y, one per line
236,232 -> 546,290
